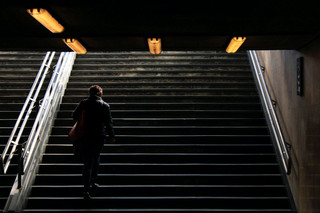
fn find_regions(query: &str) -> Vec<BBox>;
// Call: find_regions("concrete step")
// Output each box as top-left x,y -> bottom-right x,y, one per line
44,144 -> 275,154
53,117 -> 267,127
41,153 -> 278,164
37,163 -> 281,174
67,75 -> 254,83
33,173 -> 285,186
66,82 -> 256,89
50,125 -> 270,136
48,135 -> 272,145
58,102 -> 263,111
26,196 -> 290,210
62,88 -> 258,96
57,109 -> 265,119
30,185 -> 288,197
60,95 -> 261,104
70,69 -> 253,77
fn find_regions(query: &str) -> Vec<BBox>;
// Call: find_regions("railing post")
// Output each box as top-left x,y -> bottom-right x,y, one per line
17,144 -> 24,189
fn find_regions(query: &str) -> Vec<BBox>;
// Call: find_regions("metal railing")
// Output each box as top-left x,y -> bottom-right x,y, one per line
21,52 -> 75,176
248,50 -> 291,175
4,52 -> 76,212
0,52 -> 55,174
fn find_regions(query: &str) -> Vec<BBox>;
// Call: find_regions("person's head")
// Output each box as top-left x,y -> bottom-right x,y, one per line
89,85 -> 103,97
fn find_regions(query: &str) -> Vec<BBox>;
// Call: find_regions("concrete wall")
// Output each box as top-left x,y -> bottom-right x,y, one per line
256,37 -> 320,213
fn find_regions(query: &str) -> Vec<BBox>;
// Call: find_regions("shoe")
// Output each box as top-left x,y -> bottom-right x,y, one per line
84,191 -> 91,200
91,182 -> 100,189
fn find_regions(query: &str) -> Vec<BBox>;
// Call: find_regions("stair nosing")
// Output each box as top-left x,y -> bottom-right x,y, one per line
31,184 -> 286,188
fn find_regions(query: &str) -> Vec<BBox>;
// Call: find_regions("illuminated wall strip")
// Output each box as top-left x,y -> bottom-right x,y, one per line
148,38 -> 162,55
63,38 -> 87,54
27,8 -> 64,33
226,37 -> 246,53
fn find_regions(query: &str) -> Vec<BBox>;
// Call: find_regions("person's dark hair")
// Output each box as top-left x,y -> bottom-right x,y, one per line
89,85 -> 103,97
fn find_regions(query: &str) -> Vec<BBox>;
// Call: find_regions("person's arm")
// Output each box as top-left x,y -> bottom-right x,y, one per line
105,104 -> 115,142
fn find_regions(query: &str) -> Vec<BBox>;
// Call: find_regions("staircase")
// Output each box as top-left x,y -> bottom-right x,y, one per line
0,51 -> 51,212
24,51 -> 294,212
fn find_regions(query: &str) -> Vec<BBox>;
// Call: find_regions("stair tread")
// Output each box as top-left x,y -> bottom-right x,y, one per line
43,153 -> 276,155
1,95 -> 260,97
32,184 -> 285,187
39,163 -> 278,165
46,143 -> 272,146
53,126 -> 268,128
74,57 -> 249,60
47,134 -> 271,137
72,63 -> 250,66
57,109 -> 263,112
63,88 -> 257,91
68,76 -> 253,79
75,51 -> 247,55
23,209 -> 293,212
28,196 -> 289,199
55,118 -> 266,120
35,174 -> 283,176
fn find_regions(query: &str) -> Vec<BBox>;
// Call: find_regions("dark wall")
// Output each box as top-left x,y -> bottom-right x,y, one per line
256,37 -> 320,213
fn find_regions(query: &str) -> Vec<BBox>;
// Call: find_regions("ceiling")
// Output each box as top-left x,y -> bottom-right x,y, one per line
1,0 -> 320,52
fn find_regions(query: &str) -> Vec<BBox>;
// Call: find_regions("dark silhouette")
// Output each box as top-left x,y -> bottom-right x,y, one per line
72,85 -> 115,199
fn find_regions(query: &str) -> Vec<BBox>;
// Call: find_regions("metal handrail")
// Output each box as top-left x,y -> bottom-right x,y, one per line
4,52 -> 76,212
23,52 -> 63,171
248,50 -> 291,174
22,52 -> 76,173
0,52 -> 55,174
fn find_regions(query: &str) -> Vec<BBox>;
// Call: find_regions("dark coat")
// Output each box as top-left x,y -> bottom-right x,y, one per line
72,95 -> 115,142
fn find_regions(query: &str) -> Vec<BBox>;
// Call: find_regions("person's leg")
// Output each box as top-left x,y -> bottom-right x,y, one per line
91,154 -> 100,184
90,138 -> 104,187
82,142 -> 94,199
82,154 -> 92,194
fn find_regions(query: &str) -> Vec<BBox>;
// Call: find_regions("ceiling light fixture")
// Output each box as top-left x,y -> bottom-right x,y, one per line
148,38 -> 162,55
63,38 -> 87,54
27,8 -> 64,33
226,37 -> 246,53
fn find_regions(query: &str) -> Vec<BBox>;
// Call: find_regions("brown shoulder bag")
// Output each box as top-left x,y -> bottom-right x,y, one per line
68,108 -> 85,142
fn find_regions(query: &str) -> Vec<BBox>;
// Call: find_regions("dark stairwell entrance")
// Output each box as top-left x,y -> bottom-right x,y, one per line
24,51 -> 295,212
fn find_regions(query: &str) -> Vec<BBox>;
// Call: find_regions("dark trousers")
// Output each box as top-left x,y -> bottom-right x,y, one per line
83,152 -> 100,191
81,137 -> 105,191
